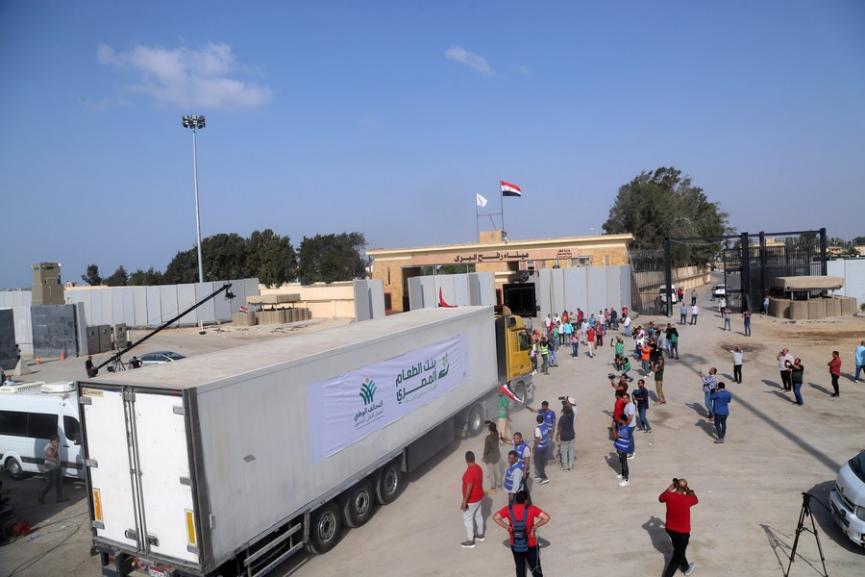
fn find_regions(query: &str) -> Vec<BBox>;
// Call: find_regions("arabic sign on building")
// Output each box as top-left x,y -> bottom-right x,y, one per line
306,334 -> 469,462
408,247 -> 593,266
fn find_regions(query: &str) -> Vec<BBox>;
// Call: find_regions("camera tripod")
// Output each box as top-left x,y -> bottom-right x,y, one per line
785,492 -> 828,577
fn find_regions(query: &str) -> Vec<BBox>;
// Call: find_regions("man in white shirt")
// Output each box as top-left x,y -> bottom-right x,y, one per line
624,394 -> 637,458
690,304 -> 699,325
623,315 -> 633,337
777,348 -> 794,391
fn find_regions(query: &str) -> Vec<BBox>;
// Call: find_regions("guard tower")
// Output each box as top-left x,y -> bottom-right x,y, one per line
32,262 -> 64,305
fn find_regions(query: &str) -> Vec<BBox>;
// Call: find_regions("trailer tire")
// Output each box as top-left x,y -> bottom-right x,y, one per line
307,502 -> 342,555
466,403 -> 484,437
4,457 -> 24,480
341,480 -> 375,528
375,461 -> 403,505
514,381 -> 528,405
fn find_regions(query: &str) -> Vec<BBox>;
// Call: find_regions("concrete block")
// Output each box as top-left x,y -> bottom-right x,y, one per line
769,298 -> 790,318
303,308 -> 312,320
790,301 -> 808,320
840,296 -> 856,316
232,311 -> 257,326
87,326 -> 100,355
98,325 -> 113,352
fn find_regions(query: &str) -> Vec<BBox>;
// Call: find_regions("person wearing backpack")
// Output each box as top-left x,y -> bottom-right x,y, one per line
612,416 -> 632,487
493,491 -> 550,577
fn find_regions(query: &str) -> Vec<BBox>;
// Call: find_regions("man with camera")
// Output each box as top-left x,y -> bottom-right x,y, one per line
659,478 -> 698,576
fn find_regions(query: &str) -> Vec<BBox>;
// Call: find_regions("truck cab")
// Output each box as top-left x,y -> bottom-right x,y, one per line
494,306 -> 533,402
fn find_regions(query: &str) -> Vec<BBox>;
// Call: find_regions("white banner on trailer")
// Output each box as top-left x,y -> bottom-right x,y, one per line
307,334 -> 469,462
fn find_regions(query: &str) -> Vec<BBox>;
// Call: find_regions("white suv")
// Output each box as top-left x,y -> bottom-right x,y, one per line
830,450 -> 865,548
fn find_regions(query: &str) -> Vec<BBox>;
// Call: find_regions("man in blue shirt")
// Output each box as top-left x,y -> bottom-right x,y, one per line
533,415 -> 552,485
710,382 -> 732,444
856,340 -> 865,382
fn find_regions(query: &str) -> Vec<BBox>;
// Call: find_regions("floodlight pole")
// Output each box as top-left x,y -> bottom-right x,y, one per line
191,121 -> 204,284
183,114 -> 206,284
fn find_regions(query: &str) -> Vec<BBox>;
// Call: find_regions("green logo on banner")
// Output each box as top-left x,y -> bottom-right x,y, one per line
359,378 -> 377,405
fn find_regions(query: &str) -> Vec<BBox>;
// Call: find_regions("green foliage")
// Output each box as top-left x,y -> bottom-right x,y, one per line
128,268 -> 164,286
104,266 -> 129,286
602,167 -> 729,266
81,264 -> 102,286
852,236 -> 865,246
246,229 -> 297,288
82,229 -> 307,287
298,232 -> 367,284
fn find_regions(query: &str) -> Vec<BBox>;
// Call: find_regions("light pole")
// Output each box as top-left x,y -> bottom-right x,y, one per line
182,114 -> 206,284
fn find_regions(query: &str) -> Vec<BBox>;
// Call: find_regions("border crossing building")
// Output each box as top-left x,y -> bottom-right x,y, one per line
368,231 -> 633,313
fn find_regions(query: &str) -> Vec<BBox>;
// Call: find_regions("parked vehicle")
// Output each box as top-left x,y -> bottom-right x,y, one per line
658,284 -> 678,304
0,381 -> 84,480
138,351 -> 186,366
712,284 -> 727,300
79,306 -> 532,577
830,450 -> 865,548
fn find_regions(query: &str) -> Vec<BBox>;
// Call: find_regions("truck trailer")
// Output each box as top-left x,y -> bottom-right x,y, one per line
78,306 -> 532,577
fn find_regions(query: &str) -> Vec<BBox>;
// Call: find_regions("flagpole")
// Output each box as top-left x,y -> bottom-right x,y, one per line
499,180 -> 505,236
475,195 -> 480,242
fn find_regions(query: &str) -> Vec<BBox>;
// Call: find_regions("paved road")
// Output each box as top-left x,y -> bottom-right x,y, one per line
1,285 -> 863,576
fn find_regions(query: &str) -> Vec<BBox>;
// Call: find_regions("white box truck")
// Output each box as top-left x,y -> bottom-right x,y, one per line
79,306 -> 532,577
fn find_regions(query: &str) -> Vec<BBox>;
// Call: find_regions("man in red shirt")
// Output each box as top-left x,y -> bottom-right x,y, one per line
493,491 -> 550,577
828,350 -> 842,397
659,478 -> 699,577
460,451 -> 485,548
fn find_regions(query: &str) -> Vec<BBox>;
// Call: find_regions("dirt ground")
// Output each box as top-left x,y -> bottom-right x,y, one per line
1,284 -> 863,577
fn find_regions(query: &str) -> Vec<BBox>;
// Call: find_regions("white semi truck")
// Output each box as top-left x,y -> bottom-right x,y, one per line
78,306 -> 532,577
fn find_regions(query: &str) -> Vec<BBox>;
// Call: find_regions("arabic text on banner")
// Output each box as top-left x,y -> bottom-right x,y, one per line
306,334 -> 469,462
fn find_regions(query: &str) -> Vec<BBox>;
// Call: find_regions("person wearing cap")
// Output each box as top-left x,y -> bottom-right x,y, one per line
556,397 -> 576,471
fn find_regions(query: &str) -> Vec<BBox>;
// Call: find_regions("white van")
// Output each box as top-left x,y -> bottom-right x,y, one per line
0,382 -> 84,480
830,450 -> 865,548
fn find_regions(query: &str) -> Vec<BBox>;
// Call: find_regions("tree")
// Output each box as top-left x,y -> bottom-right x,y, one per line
246,229 -> 297,287
298,232 -> 367,284
128,267 -> 164,286
81,264 -> 102,286
851,236 -> 865,246
602,167 -> 729,266
104,266 -> 129,286
162,233 -> 248,283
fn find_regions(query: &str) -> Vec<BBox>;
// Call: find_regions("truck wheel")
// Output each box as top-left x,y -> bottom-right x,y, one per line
514,381 -> 528,405
307,502 -> 342,555
341,480 -> 375,528
4,457 -> 24,480
466,404 -> 484,437
375,461 -> 403,505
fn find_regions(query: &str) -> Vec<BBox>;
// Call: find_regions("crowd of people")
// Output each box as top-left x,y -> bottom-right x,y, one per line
457,291 -> 864,577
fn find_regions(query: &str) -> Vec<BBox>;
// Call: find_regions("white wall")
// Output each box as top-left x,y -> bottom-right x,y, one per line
65,279 -> 260,328
828,259 -> 865,308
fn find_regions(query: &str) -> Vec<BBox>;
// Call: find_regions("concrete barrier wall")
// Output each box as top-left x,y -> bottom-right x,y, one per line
0,290 -> 34,355
407,273 -> 497,310
65,278 -> 259,328
827,259 -> 865,310
532,266 -> 631,319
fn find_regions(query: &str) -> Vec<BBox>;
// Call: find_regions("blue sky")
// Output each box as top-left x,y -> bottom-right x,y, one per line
1,0 -> 863,288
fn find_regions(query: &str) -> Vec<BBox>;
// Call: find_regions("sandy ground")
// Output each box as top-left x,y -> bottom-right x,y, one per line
1,285 -> 863,577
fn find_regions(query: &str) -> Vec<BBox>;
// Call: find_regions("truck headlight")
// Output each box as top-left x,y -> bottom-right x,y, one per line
856,506 -> 865,522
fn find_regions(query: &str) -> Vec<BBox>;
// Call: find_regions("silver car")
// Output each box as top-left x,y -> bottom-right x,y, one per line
138,351 -> 186,366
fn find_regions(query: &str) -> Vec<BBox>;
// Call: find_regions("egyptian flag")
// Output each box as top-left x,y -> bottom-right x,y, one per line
500,180 -> 522,197
499,383 -> 524,404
